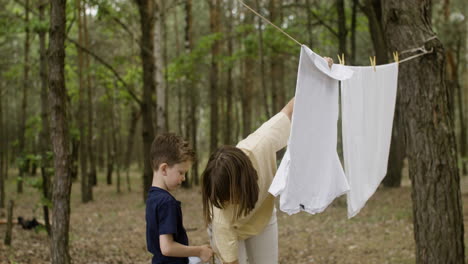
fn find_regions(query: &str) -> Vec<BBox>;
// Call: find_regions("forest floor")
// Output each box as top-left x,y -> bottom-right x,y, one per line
1,164 -> 468,264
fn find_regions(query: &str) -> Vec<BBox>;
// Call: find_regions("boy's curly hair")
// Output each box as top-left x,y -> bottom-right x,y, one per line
150,133 -> 196,171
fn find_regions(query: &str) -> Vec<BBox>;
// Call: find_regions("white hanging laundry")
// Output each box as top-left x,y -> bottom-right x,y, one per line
269,45 -> 353,215
341,63 -> 398,218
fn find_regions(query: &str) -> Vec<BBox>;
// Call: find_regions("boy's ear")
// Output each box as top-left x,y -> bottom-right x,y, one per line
159,163 -> 168,175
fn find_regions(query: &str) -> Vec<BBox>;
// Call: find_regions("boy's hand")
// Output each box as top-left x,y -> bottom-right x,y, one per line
198,245 -> 213,262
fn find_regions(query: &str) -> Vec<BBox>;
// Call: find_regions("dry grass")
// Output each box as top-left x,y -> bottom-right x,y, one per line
0,167 -> 467,264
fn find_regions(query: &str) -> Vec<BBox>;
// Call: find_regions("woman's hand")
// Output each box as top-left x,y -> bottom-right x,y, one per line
324,57 -> 333,68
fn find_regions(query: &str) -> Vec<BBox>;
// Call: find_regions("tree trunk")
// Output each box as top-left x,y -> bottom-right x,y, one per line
0,86 -> 4,209
18,0 -> 31,194
224,0 -> 234,145
76,0 -> 90,203
109,89 -> 121,194
38,0 -> 51,235
361,0 -> 388,64
209,0 -> 220,153
254,0 -> 270,118
4,200 -> 14,245
304,0 -> 314,48
242,5 -> 254,138
350,0 -> 358,64
125,107 -> 140,192
70,137 -> 79,181
362,0 -> 405,187
382,1 -> 465,262
154,0 -> 167,134
136,0 -> 156,201
83,3 -> 97,188
336,0 -> 347,56
49,0 -> 72,260
106,120 -> 113,185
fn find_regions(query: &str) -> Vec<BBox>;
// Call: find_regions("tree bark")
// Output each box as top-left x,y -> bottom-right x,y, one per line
336,0 -> 347,56
38,0 -> 51,235
254,0 -> 270,118
383,1 -> 465,262
241,4 -> 254,138
154,0 -> 167,134
76,0 -> 90,203
135,0 -> 156,201
0,87 -> 4,209
361,0 -> 388,64
4,200 -> 14,245
18,0 -> 31,194
49,0 -> 72,260
362,0 -> 404,187
83,3 -> 97,188
125,107 -> 140,192
224,0 -> 234,145
183,0 -> 197,187
350,0 -> 358,64
209,0 -> 220,153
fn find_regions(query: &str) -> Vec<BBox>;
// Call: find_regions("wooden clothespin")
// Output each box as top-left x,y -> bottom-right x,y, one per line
337,54 -> 342,65
369,56 -> 376,72
392,51 -> 399,64
337,53 -> 345,65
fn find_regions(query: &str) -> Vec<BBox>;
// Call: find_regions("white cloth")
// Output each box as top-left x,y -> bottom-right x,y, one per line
188,257 -> 207,264
341,63 -> 398,218
269,45 -> 353,215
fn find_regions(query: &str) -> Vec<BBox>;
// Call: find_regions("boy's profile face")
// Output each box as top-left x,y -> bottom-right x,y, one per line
161,160 -> 192,191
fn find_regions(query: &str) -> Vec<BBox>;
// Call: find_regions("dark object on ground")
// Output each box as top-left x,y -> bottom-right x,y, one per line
17,217 -> 43,230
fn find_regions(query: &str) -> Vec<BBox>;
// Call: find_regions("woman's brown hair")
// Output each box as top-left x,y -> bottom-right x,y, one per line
202,146 -> 259,225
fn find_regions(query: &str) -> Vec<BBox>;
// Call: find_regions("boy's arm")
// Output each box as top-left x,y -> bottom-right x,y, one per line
159,234 -> 213,261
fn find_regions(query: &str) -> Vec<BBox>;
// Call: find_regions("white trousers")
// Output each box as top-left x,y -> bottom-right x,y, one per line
212,210 -> 278,264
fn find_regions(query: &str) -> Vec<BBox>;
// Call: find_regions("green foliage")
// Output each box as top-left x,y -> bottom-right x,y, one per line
167,33 -> 223,84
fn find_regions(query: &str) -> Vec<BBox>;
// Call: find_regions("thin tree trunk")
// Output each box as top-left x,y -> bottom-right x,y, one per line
209,0 -> 220,153
135,0 -> 156,201
109,89 -> 120,193
0,87 -> 4,209
362,0 -> 404,187
70,137 -> 79,181
242,5 -> 254,137
336,0 -> 347,56
443,0 -> 467,174
83,3 -> 97,188
383,1 -> 465,262
125,107 -> 140,192
224,0 -> 234,145
304,0 -> 313,48
155,0 -> 167,134
38,0 -> 51,235
361,0 -> 388,64
76,0 -> 90,203
350,0 -> 358,64
183,0 -> 197,188
254,0 -> 270,118
106,116 -> 113,185
49,0 -> 72,259
4,200 -> 14,245
174,8 -> 183,136
18,0 -> 31,194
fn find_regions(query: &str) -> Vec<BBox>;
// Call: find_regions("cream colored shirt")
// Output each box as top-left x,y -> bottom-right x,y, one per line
211,112 -> 291,263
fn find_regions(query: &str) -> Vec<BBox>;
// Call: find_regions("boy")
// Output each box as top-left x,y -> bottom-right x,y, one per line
146,133 -> 213,264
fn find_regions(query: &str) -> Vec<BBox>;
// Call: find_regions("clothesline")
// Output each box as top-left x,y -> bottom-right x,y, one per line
236,0 -> 435,66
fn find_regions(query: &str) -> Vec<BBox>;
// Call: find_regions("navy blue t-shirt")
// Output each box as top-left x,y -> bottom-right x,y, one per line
146,187 -> 189,264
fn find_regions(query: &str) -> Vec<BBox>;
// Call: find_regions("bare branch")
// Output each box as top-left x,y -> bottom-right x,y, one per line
67,37 -> 143,106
